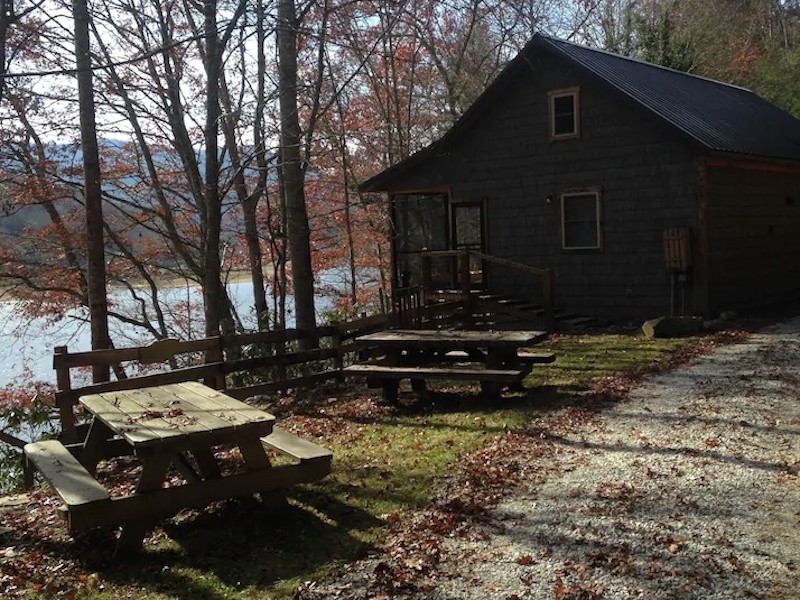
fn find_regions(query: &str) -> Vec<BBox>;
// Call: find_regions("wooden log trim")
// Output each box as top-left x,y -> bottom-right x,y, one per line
24,440 -> 110,507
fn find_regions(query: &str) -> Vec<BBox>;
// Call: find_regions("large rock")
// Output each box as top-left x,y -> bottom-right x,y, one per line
642,316 -> 704,339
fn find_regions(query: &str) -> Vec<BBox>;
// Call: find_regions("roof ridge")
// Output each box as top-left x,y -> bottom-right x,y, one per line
536,33 -> 754,94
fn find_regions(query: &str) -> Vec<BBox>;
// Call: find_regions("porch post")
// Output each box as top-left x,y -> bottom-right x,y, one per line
421,250 -> 432,305
460,250 -> 474,329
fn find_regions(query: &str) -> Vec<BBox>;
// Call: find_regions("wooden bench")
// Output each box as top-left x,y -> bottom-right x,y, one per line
342,363 -> 525,381
24,440 -> 111,532
342,363 -> 525,403
262,427 -> 333,466
516,351 -> 556,364
442,350 -> 556,364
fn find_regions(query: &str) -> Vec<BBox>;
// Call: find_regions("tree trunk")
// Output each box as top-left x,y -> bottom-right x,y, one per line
218,72 -> 269,332
73,0 -> 110,382
277,0 -> 316,342
0,0 -> 10,105
246,0 -> 271,331
202,0 -> 224,339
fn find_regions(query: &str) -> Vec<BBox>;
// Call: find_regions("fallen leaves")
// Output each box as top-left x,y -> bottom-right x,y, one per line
553,571 -> 606,600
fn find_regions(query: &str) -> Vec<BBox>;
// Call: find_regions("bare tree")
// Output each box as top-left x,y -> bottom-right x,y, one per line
73,0 -> 110,380
277,0 -> 316,338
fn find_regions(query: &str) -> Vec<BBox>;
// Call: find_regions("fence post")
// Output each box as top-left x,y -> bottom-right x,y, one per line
203,336 -> 226,390
332,323 -> 344,382
53,345 -> 77,444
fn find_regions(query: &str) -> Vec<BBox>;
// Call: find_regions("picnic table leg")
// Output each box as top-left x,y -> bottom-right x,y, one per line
481,348 -> 515,398
238,438 -> 287,509
22,459 -> 34,489
480,381 -> 500,397
410,378 -> 426,394
382,380 -> 399,404
191,447 -> 222,480
81,419 -> 115,475
114,453 -> 172,558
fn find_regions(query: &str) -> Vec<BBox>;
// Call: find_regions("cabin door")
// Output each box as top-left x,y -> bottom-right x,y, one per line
451,202 -> 485,287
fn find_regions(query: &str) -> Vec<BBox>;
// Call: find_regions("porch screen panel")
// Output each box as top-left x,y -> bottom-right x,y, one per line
453,203 -> 484,285
393,193 -> 448,287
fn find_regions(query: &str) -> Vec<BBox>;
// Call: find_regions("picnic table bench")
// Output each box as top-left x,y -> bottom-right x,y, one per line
24,382 -> 332,556
342,329 -> 552,402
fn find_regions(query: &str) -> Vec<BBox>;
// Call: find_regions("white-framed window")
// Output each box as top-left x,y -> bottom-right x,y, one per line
548,87 -> 580,139
561,190 -> 601,250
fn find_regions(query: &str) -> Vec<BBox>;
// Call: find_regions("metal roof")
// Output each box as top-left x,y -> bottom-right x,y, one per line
539,34 -> 800,161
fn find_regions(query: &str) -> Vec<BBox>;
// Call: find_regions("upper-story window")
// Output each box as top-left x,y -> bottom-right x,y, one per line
548,87 -> 580,140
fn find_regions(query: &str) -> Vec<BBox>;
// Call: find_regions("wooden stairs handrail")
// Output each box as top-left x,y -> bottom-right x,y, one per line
419,249 -> 555,330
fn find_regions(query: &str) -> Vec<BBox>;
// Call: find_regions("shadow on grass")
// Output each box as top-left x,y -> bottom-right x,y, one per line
90,489 -> 382,599
313,383 -> 590,426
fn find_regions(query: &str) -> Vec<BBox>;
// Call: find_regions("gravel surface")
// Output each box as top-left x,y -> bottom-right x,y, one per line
305,319 -> 800,599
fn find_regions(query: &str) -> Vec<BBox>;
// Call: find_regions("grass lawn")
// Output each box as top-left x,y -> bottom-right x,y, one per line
2,331 -> 727,599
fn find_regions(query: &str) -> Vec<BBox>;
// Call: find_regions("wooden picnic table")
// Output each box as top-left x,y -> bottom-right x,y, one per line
344,329 -> 551,401
24,382 -> 332,557
354,329 -> 549,351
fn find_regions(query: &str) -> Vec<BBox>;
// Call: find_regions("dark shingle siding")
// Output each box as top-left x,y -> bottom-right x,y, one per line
360,34 -> 800,192
539,35 -> 800,161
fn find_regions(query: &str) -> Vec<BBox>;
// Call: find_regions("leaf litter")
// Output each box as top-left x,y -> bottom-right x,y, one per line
298,323 -> 800,599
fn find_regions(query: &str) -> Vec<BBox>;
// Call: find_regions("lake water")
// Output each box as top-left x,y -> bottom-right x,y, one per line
0,278 -> 338,388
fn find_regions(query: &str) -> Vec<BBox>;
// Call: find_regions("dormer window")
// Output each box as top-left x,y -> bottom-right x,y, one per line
548,88 -> 580,139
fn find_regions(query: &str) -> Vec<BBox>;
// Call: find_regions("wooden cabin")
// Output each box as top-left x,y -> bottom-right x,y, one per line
360,34 -> 800,321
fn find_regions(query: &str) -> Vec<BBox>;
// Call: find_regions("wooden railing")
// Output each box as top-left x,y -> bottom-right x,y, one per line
53,314 -> 390,443
419,249 -> 555,329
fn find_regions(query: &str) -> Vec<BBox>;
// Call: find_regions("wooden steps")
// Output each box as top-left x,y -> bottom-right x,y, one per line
558,316 -> 597,330
471,294 -> 547,328
434,287 -> 600,332
342,363 -> 525,382
24,440 -> 111,531
262,427 -> 333,465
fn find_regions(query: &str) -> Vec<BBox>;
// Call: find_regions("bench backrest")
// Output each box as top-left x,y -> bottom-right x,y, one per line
53,325 -> 360,443
54,337 -> 224,443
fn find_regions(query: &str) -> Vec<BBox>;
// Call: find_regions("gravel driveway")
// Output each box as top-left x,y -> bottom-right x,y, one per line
306,318 -> 800,599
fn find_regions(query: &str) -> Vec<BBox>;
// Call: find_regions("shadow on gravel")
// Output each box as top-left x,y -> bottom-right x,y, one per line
610,410 -> 800,438
543,432 -> 797,474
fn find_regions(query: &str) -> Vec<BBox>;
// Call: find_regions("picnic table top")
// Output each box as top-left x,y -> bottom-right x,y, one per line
79,381 -> 275,452
355,329 -> 548,349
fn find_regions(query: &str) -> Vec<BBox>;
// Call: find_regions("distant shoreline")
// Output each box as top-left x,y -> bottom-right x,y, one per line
0,267 -> 272,302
